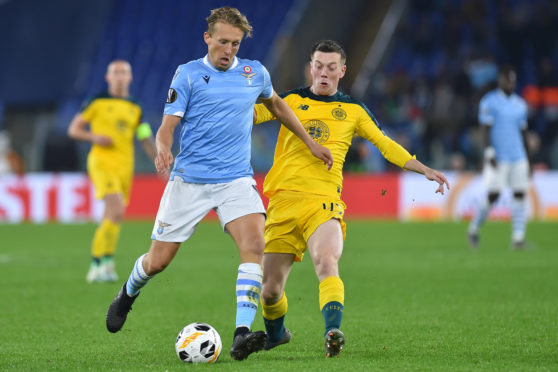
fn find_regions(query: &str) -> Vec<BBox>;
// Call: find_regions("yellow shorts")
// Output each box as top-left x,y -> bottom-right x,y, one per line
87,156 -> 133,204
264,191 -> 346,262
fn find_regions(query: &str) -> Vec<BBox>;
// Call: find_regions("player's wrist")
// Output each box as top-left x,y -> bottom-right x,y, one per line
484,147 -> 495,160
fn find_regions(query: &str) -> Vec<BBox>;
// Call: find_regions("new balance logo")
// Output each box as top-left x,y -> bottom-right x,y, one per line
203,75 -> 210,84
297,104 -> 309,110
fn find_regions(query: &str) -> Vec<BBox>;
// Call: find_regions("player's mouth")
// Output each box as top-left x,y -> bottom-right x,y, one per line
320,81 -> 329,87
219,57 -> 230,65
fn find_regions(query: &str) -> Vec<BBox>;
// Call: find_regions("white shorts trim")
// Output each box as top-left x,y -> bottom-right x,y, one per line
483,160 -> 529,192
151,177 -> 265,242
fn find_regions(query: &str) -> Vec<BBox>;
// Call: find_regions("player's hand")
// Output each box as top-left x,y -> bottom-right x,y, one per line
424,168 -> 450,195
157,169 -> 171,182
155,149 -> 174,173
93,135 -> 113,147
309,142 -> 333,170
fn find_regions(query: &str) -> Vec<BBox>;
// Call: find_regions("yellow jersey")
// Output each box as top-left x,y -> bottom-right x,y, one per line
80,92 -> 143,170
255,87 -> 414,199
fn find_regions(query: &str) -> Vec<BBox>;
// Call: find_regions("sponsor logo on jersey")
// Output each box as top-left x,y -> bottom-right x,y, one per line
331,106 -> 347,120
203,75 -> 210,84
297,104 -> 309,110
166,88 -> 177,103
304,120 -> 330,143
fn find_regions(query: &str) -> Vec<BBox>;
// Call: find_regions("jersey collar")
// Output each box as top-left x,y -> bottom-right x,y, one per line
203,55 -> 239,72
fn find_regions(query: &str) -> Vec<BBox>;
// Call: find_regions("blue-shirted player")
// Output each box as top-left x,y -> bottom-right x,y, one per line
468,66 -> 532,249
105,6 -> 333,361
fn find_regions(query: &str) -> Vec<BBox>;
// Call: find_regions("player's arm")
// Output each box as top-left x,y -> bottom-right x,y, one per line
521,128 -> 532,176
136,122 -> 157,161
67,114 -> 113,146
478,96 -> 497,167
154,115 -> 180,173
356,107 -> 449,194
403,158 -> 450,195
259,91 -> 333,169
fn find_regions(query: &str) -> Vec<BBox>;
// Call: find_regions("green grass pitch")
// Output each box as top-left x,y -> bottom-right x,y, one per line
1,221 -> 557,371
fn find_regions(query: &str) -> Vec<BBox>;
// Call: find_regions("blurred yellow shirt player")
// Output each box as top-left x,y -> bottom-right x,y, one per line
68,60 -> 157,283
82,91 -> 141,200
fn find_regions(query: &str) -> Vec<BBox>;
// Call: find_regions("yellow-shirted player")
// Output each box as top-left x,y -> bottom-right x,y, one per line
68,60 -> 158,283
255,40 -> 450,357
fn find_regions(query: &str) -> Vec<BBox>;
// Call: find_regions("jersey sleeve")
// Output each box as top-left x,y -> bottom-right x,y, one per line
254,103 -> 276,125
80,98 -> 96,122
355,105 -> 414,168
478,95 -> 494,126
259,64 -> 274,99
164,65 -> 190,117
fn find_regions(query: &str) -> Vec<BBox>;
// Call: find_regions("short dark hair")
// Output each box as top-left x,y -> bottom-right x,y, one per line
311,40 -> 346,64
206,6 -> 252,38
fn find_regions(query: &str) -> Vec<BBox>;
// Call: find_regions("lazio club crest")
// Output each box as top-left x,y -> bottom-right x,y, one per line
157,220 -> 171,235
241,65 -> 256,85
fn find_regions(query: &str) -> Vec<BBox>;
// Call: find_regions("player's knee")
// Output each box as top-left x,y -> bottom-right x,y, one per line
488,192 -> 499,204
513,191 -> 525,200
261,284 -> 282,305
106,205 -> 125,223
314,256 -> 339,279
240,236 -> 265,258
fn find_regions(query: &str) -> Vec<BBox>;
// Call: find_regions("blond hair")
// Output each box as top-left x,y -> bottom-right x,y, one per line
206,6 -> 252,38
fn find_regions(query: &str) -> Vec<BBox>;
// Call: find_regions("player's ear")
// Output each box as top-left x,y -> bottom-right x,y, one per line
203,32 -> 211,45
339,65 -> 347,79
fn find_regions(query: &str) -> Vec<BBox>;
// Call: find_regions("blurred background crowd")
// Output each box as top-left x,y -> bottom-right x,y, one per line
0,0 -> 557,175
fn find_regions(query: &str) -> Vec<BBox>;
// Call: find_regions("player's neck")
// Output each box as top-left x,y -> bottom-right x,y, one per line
310,86 -> 338,97
108,87 -> 129,99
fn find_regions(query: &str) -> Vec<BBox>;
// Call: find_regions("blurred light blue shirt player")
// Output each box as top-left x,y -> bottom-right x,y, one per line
469,66 -> 531,250
165,55 -> 273,183
478,88 -> 528,162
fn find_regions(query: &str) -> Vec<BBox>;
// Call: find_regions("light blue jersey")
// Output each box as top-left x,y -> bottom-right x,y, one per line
164,55 -> 273,183
478,89 -> 528,162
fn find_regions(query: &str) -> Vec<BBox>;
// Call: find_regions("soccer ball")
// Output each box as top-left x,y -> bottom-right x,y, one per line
175,322 -> 222,364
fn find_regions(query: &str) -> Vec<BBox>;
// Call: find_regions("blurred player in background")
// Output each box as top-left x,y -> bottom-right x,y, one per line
0,130 -> 24,175
468,66 -> 531,249
104,7 -> 332,361
68,60 -> 157,283
254,40 -> 449,357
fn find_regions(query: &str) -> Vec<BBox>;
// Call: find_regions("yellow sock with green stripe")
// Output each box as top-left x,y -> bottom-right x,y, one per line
319,276 -> 344,335
262,292 -> 288,343
91,219 -> 121,259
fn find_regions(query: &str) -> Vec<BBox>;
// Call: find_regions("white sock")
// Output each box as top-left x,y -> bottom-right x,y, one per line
235,262 -> 262,329
511,197 -> 526,243
469,199 -> 490,234
126,254 -> 152,296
